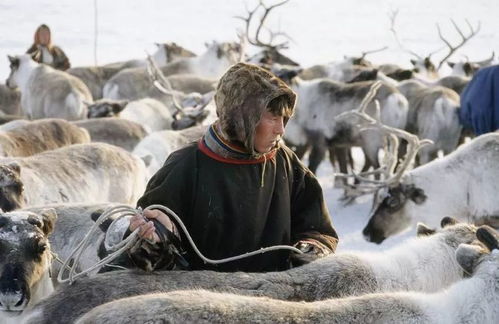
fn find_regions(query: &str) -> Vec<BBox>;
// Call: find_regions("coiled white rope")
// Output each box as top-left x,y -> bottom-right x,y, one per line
58,204 -> 303,284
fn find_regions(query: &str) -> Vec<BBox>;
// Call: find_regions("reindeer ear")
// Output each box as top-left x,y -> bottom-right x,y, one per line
112,100 -> 128,114
7,55 -> 16,64
455,243 -> 486,274
7,162 -> 21,175
39,208 -> 57,235
441,216 -> 459,228
416,223 -> 436,237
476,225 -> 499,251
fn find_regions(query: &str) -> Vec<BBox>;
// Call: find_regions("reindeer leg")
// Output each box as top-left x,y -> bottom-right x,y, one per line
308,143 -> 326,174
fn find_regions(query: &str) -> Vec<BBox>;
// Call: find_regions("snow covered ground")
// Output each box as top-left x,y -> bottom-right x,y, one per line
0,0 -> 497,252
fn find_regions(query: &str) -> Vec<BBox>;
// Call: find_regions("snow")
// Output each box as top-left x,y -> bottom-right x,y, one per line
0,0 -> 496,252
1,0 -> 498,79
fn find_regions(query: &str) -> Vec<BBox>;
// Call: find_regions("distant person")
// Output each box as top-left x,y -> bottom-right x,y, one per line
26,24 -> 70,70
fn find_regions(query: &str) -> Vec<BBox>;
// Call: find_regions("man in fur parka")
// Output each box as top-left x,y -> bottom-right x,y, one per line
128,62 -> 339,272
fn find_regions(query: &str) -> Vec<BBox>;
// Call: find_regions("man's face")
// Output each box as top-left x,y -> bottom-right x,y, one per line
254,111 -> 285,153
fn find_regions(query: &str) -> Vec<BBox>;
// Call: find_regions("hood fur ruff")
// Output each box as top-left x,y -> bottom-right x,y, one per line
214,63 -> 297,155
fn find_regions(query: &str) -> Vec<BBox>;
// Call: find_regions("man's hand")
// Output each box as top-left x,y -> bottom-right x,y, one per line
129,209 -> 175,243
290,240 -> 331,267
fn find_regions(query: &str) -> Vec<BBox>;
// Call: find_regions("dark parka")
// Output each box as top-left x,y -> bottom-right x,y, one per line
26,44 -> 71,71
133,63 -> 339,272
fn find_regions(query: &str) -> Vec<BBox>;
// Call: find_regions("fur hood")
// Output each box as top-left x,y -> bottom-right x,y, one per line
214,63 -> 296,155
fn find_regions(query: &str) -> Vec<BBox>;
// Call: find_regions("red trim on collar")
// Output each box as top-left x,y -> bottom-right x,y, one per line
198,139 -> 276,165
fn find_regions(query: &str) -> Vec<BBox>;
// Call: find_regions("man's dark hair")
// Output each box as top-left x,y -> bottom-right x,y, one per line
267,95 -> 293,118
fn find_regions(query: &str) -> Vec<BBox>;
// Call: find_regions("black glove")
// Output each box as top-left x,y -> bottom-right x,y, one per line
290,240 -> 331,267
128,218 -> 189,271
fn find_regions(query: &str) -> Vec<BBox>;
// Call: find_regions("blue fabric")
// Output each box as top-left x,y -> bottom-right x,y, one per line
460,65 -> 499,135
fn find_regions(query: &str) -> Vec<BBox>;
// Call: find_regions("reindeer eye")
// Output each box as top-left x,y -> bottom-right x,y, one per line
386,196 -> 400,208
27,216 -> 42,228
37,242 -> 47,254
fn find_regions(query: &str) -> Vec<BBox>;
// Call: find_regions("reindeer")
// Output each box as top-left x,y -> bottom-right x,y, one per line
20,218 -> 480,324
0,84 -> 21,116
0,209 -> 56,324
0,119 -> 90,158
236,0 -> 300,67
0,143 -> 147,212
389,10 -> 482,81
86,98 -> 173,133
276,73 -> 408,177
6,55 -> 92,120
68,42 -> 199,100
73,118 -> 148,152
73,226 -> 499,324
333,88 -> 499,243
447,52 -> 495,77
103,41 -> 241,100
397,79 -> 462,165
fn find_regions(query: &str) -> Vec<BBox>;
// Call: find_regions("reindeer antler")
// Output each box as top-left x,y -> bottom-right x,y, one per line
360,46 -> 389,59
334,81 -> 434,200
436,19 -> 481,70
388,9 -> 422,59
145,53 -> 184,112
235,0 -> 291,51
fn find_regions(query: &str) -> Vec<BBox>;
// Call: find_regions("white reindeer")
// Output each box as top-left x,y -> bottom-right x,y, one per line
281,75 -> 408,175
6,55 -> 92,120
75,227 -> 499,324
363,132 -> 499,243
86,98 -> 173,133
133,125 -> 208,174
67,42 -> 197,100
103,41 -> 241,100
397,79 -> 462,165
20,219 -> 479,324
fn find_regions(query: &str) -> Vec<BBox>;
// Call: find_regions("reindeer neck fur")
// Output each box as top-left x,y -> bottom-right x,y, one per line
407,133 -> 499,225
29,261 -> 54,305
357,232 -> 462,293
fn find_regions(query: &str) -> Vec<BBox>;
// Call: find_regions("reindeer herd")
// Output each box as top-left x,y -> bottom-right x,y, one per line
0,0 -> 498,323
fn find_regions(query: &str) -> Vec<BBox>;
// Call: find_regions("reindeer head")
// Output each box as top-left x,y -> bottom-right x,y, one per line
455,225 -> 499,282
416,217 -> 479,248
172,92 -> 214,130
86,99 -> 128,118
160,42 -> 196,63
410,57 -> 437,77
0,163 -> 24,212
0,209 -> 56,313
362,183 -> 427,243
448,52 -> 495,77
211,42 -> 241,65
6,54 -> 39,89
